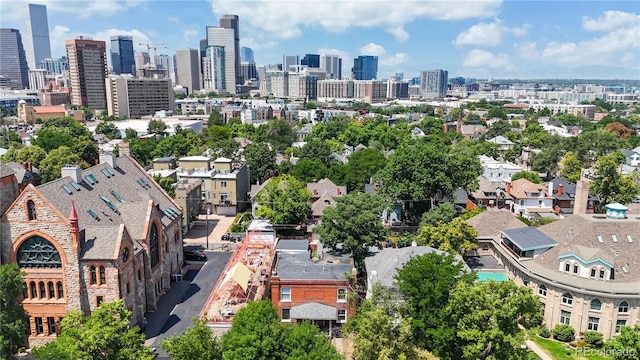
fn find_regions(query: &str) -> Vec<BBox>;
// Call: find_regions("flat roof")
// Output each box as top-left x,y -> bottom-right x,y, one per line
502,227 -> 558,251
276,239 -> 309,252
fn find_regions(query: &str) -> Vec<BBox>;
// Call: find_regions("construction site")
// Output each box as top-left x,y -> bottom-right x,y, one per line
200,220 -> 276,326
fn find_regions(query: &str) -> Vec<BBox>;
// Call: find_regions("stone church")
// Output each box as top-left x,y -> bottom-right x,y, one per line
0,153 -> 183,347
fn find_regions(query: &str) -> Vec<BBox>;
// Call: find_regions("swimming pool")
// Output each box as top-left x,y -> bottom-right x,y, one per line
477,272 -> 509,282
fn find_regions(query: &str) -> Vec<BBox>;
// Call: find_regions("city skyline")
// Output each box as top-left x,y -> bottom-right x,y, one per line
0,0 -> 638,80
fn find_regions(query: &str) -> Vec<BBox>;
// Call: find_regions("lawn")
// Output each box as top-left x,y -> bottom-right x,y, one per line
529,334 -> 612,360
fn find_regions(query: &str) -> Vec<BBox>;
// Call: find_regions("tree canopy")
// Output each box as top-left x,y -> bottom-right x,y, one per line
255,174 -> 311,225
416,217 -> 478,254
32,300 -> 153,360
0,264 -> 28,359
590,153 -> 639,208
420,202 -> 458,227
147,119 -> 167,134
161,318 -> 222,360
94,121 -> 121,139
511,170 -> 542,184
315,192 -> 389,267
244,143 -> 278,184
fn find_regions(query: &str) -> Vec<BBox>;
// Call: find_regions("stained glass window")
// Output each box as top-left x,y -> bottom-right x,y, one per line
99,266 -> 106,284
17,237 -> 61,269
150,223 -> 159,268
27,200 -> 36,220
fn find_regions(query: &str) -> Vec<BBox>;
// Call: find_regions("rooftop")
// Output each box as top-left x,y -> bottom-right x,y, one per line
502,227 -> 558,251
275,250 -> 353,281
466,208 -> 527,238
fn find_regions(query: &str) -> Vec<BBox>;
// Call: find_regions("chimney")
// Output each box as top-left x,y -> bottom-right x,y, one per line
313,189 -> 318,196
99,152 -> 117,169
118,141 -> 131,157
61,165 -> 82,183
548,182 -> 553,196
573,179 -> 590,215
28,162 -> 32,172
69,201 -> 80,252
506,182 -> 512,194
557,184 -> 563,197
337,188 -> 342,195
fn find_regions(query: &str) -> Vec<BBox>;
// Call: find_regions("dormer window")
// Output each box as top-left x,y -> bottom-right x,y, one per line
599,269 -> 605,279
573,264 -> 578,274
590,267 -> 596,277
564,262 -> 570,272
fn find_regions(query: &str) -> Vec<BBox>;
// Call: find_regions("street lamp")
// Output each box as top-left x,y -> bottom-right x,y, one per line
206,208 -> 211,250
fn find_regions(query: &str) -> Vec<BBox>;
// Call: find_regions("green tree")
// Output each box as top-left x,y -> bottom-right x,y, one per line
396,252 -> 476,358
552,324 -> 575,342
590,153 -> 639,208
280,321 -> 341,360
560,151 -> 582,182
255,174 -> 311,225
0,264 -> 28,359
605,325 -> 640,360
73,136 -> 100,167
12,145 -> 47,169
32,300 -> 153,360
259,119 -> 296,153
151,134 -> 191,159
511,170 -> 542,184
153,174 -> 175,197
244,143 -> 277,184
420,203 -> 457,227
147,119 -> 167,134
221,300 -> 283,360
346,148 -> 386,192
298,138 -> 332,165
303,101 -> 317,109
416,217 -> 478,254
446,280 -> 541,360
125,128 -> 138,139
487,107 -> 507,120
316,192 -> 389,267
0,129 -> 22,148
208,111 -> 224,126
291,159 -> 328,183
484,119 -> 511,139
94,121 -> 121,139
573,129 -> 624,167
161,318 -> 222,360
39,146 -> 87,182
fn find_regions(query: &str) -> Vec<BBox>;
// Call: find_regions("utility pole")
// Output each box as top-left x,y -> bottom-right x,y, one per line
206,208 -> 211,250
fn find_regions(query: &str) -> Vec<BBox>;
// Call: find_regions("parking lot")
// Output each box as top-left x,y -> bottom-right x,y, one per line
183,214 -> 236,250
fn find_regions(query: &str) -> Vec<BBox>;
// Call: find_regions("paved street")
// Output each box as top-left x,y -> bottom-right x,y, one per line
144,251 -> 232,358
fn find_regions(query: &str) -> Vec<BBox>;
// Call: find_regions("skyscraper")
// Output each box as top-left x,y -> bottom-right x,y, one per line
23,3 -> 51,70
352,56 -> 378,80
206,26 -> 235,94
420,69 -> 448,98
154,54 -> 174,80
40,57 -> 67,74
320,54 -> 342,79
110,35 -> 135,75
219,15 -> 242,85
0,29 -> 30,89
283,55 -> 300,72
240,46 -> 254,63
202,46 -> 226,92
175,48 -> 201,94
65,37 -> 108,109
301,54 -> 320,68
134,51 -> 150,77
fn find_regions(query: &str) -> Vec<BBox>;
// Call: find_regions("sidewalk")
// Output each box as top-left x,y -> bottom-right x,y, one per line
526,339 -> 554,360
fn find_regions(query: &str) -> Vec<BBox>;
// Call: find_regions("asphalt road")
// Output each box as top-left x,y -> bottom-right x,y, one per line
144,251 -> 232,358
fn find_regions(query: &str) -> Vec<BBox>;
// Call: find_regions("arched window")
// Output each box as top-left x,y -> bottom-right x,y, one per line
17,236 -> 62,269
30,281 -> 37,298
590,299 -> 602,311
523,275 -> 529,286
618,301 -> 629,313
90,266 -> 97,285
482,244 -> 489,251
590,267 -> 597,277
27,200 -> 37,220
564,262 -> 570,272
22,283 -> 29,299
150,223 -> 159,268
39,282 -> 45,298
538,284 -> 547,297
99,266 -> 106,285
562,293 -> 573,305
47,281 -> 55,299
57,282 -> 64,299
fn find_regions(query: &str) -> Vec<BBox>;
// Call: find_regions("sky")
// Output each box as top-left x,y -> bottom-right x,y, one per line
1,0 -> 639,80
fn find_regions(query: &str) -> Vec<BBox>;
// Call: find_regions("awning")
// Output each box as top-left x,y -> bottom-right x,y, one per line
290,302 -> 338,321
220,262 -> 253,292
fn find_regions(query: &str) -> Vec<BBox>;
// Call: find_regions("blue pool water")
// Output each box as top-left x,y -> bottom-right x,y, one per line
477,272 -> 509,282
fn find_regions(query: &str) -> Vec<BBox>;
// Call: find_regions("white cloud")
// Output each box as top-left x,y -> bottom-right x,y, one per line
382,53 -> 409,66
49,26 -> 153,57
357,42 -> 408,69
386,26 -> 410,42
182,27 -> 200,42
0,0 -> 147,20
513,41 -> 539,59
462,49 -> 511,68
316,48 -> 351,62
454,19 -> 530,47
582,10 -> 639,32
210,0 -> 501,43
241,37 -> 278,51
359,43 -> 386,57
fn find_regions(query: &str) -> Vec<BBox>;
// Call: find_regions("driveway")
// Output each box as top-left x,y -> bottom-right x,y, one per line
144,251 -> 232,358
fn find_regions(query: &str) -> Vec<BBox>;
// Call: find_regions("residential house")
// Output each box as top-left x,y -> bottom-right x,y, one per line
270,240 -> 355,334
364,244 -> 468,298
487,135 -> 514,151
173,178 -> 203,232
479,155 -> 523,182
506,178 -> 555,220
460,124 -> 486,139
296,123 -> 313,141
467,204 -> 640,340
549,177 -> 597,215
411,127 -> 425,138
4,161 -> 41,190
0,153 -> 183,347
622,148 -> 640,168
307,178 -> 347,221
364,183 -> 402,225
469,176 -> 511,209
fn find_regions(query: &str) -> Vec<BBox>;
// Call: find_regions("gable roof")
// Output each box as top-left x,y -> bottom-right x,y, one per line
487,135 -> 514,145
466,208 -> 527,238
508,178 -> 550,199
549,176 -> 597,202
0,162 -> 16,178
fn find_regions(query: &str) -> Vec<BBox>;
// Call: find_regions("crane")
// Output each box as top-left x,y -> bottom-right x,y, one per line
138,42 -> 168,59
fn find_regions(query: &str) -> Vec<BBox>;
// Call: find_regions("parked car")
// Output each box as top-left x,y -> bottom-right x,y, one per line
221,233 -> 231,241
184,249 -> 207,261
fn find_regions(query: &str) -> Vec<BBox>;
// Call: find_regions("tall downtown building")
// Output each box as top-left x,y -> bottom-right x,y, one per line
320,54 -> 342,79
206,26 -> 236,94
240,46 -> 254,63
110,35 -> 135,75
65,37 -> 108,109
420,69 -> 448,98
23,3 -> 52,70
202,46 -> 226,92
219,15 -> 242,85
0,29 -> 30,89
175,48 -> 201,94
352,56 -> 378,80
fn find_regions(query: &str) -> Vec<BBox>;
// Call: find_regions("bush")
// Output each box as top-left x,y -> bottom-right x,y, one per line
583,331 -> 604,347
552,324 -> 575,342
539,327 -> 551,338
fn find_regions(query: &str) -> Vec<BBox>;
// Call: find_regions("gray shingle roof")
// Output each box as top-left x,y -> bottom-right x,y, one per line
0,162 -> 16,178
466,208 -> 527,238
275,251 -> 352,280
80,226 -> 122,260
290,302 -> 337,320
502,227 -> 558,251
